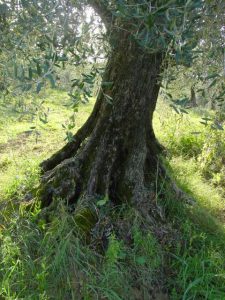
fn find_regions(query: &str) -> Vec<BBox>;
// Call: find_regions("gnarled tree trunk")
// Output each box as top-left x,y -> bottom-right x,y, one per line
39,26 -> 163,213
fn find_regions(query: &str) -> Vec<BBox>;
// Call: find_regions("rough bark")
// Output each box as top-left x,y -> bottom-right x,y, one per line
40,26 -> 163,212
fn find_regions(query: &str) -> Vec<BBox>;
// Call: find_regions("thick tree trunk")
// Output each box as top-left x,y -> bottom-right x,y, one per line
40,30 -> 163,210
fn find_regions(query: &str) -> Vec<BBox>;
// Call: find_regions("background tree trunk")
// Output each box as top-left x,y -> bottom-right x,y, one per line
40,29 -> 163,210
190,86 -> 198,107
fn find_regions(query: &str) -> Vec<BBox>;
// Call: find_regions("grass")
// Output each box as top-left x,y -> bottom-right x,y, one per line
0,89 -> 225,299
0,201 -> 163,299
154,99 -> 225,299
0,89 -> 93,200
154,98 -> 225,222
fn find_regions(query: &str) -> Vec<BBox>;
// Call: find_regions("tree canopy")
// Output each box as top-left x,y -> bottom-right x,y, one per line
1,0 -> 224,102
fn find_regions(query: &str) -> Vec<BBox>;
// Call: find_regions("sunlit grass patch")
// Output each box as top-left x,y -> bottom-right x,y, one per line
0,90 -> 94,200
154,99 -> 225,223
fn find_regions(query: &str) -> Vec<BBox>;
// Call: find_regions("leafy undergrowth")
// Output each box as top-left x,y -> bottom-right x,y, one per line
0,90 -> 225,299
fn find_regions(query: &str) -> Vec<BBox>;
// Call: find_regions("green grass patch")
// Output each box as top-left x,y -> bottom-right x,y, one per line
0,90 -> 93,200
